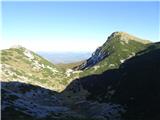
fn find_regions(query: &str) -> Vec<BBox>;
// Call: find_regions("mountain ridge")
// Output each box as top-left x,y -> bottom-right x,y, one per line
1,32 -> 159,120
75,32 -> 151,77
107,31 -> 151,44
66,42 -> 160,119
1,46 -> 73,91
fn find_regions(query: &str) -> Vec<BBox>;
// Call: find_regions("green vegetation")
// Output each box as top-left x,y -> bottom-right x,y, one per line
0,32 -> 154,92
1,32 -> 159,120
1,57 -> 9,62
56,60 -> 84,69
79,34 -> 149,77
1,46 -> 70,91
12,74 -> 18,78
42,68 -> 53,76
137,42 -> 160,55
11,48 -> 24,54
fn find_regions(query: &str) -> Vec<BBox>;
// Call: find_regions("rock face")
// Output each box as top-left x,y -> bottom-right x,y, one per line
77,46 -> 109,70
74,32 -> 150,77
1,82 -> 81,120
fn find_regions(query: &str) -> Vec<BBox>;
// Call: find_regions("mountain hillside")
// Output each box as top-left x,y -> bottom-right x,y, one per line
66,42 -> 160,119
1,45 -> 72,91
1,33 -> 159,120
56,60 -> 85,69
75,32 -> 151,77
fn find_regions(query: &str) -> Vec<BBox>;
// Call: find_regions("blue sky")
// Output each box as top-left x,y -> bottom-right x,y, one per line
2,1 -> 159,52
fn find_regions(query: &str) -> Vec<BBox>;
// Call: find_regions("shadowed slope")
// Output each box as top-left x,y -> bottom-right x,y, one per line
65,43 -> 160,119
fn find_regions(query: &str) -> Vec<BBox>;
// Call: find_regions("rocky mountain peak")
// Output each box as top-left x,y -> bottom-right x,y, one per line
109,31 -> 126,37
108,31 -> 151,44
74,31 -> 150,73
10,45 -> 25,49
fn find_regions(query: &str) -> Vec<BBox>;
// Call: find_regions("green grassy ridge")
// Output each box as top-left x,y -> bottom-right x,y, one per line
79,35 -> 149,77
0,33 -> 155,90
137,42 -> 160,56
1,47 -> 72,91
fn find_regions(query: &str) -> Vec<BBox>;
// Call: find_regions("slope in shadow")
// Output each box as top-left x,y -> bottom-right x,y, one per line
1,81 -> 61,120
65,48 -> 160,120
2,45 -> 160,120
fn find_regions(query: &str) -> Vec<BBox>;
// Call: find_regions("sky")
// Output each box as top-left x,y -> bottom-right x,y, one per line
1,1 -> 159,52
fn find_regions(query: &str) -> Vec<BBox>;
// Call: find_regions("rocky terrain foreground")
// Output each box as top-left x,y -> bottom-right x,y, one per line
1,32 -> 160,120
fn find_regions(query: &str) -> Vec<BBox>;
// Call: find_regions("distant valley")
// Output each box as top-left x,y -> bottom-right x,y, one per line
37,52 -> 91,64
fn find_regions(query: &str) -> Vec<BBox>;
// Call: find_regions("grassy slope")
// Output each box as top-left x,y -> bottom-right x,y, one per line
56,60 -> 85,69
79,34 -> 150,77
65,42 -> 160,120
1,47 -> 72,91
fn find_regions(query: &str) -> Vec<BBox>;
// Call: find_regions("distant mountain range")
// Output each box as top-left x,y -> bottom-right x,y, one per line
1,32 -> 160,120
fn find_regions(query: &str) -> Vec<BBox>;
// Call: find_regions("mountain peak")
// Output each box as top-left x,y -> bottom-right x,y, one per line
110,31 -> 127,36
75,31 -> 151,72
10,45 -> 25,49
108,31 -> 151,44
10,45 -> 31,53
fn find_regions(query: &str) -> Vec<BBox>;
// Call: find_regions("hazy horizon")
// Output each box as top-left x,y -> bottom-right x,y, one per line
37,51 -> 91,64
